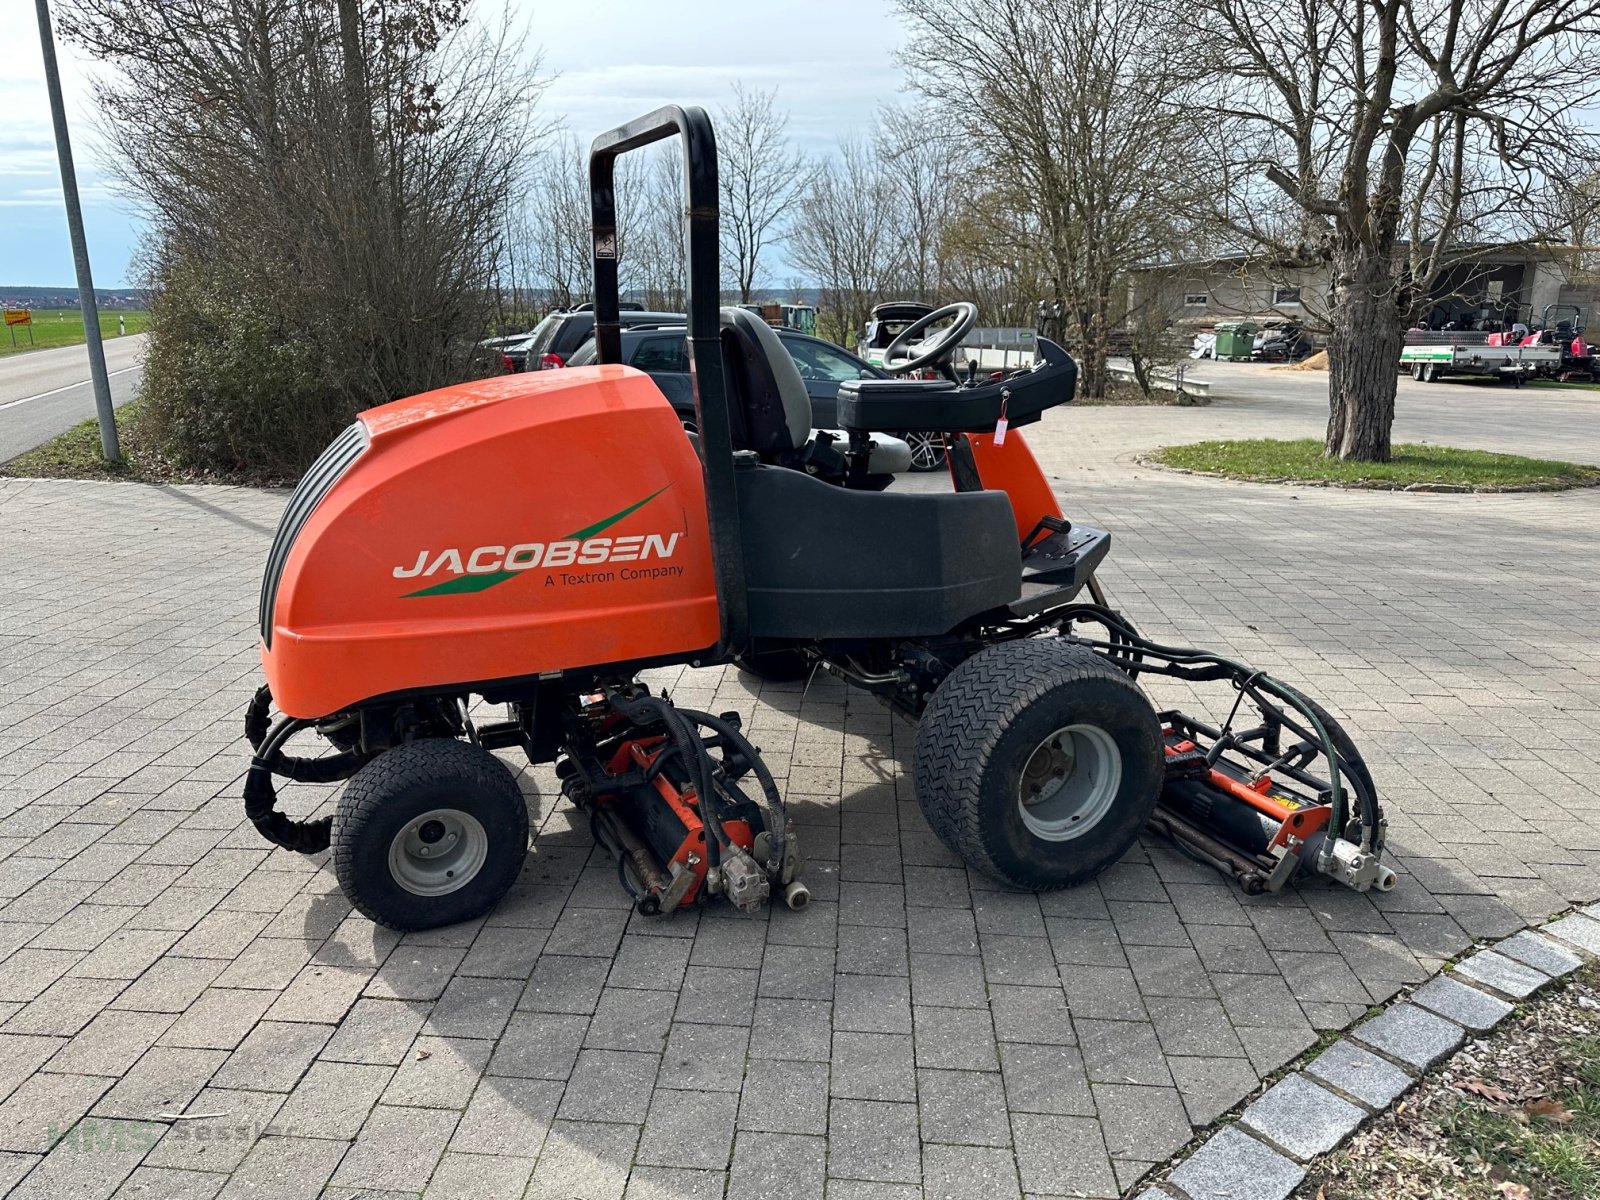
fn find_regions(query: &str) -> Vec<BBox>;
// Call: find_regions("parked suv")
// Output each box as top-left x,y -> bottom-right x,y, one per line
565,326 -> 917,477
508,308 -> 684,371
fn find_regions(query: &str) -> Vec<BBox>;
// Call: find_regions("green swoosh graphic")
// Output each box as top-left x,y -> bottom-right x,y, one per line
402,485 -> 672,598
563,485 -> 672,540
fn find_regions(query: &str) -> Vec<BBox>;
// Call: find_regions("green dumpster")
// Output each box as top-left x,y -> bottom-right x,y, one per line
1213,321 -> 1258,360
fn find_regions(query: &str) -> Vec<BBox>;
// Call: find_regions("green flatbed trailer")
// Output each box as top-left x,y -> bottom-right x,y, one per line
1399,334 -> 1561,383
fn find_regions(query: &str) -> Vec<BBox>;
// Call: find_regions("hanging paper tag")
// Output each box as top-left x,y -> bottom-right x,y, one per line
994,389 -> 1010,444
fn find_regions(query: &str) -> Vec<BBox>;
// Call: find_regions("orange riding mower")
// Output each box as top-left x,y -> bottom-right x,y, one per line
242,105 -> 1392,931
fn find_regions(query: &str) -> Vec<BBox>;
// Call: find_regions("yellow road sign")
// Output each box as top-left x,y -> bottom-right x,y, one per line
3,309 -> 31,327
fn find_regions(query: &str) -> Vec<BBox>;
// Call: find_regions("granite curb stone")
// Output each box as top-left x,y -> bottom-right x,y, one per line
1453,949 -> 1549,1000
1409,975 -> 1514,1033
1495,931 -> 1583,979
1349,1003 -> 1464,1071
1302,1039 -> 1415,1111
1238,1072 -> 1366,1162
1166,1126 -> 1305,1200
1544,914 -> 1600,957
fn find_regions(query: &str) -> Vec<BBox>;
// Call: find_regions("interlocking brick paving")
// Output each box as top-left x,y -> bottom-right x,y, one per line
1,380 -> 1597,1197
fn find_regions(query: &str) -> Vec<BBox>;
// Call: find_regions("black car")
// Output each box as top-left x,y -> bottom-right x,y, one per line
567,327 -> 947,471
508,308 -> 685,371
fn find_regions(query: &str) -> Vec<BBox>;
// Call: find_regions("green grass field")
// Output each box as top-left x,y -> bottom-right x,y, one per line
0,308 -> 150,356
1152,437 -> 1600,490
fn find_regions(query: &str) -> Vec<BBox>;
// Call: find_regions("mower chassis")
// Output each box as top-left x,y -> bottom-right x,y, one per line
243,102 -> 1395,928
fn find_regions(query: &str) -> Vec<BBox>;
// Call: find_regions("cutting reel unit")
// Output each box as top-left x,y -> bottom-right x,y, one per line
557,688 -> 807,915
1059,603 -> 1396,895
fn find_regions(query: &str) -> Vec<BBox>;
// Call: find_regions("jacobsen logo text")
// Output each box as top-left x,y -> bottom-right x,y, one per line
395,534 -> 682,579
395,487 -> 680,598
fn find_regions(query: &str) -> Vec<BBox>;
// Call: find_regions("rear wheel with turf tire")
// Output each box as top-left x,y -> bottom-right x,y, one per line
332,738 -> 529,931
913,639 -> 1162,890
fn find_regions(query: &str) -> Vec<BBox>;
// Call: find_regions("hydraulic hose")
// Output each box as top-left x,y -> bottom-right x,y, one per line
680,707 -> 787,877
242,688 -> 372,854
1057,604 -> 1382,851
608,691 -> 725,872
244,717 -> 334,854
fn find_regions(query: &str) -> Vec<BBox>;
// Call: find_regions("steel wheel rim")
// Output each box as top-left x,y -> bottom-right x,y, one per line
1017,723 -> 1122,841
905,431 -> 943,470
388,808 -> 489,896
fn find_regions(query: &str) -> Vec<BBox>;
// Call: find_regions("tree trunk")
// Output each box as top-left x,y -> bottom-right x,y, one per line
1078,337 -> 1109,400
336,0 -> 372,177
1073,301 -> 1110,401
1325,251 -> 1402,461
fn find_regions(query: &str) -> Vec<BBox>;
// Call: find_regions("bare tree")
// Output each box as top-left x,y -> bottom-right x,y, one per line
875,105 -> 959,303
786,137 -> 905,347
1191,0 -> 1600,460
717,83 -> 808,303
626,145 -> 687,311
898,0 -> 1211,399
525,135 -> 591,310
63,0 -> 547,477
938,197 -> 1050,328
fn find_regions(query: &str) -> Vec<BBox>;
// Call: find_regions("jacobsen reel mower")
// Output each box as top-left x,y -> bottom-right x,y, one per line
243,106 -> 1393,931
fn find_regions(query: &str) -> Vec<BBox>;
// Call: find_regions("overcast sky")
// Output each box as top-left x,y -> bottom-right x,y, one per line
1,0 -> 910,288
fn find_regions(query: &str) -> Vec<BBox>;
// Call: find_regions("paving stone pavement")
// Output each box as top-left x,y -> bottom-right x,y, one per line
2,389 -> 1599,1198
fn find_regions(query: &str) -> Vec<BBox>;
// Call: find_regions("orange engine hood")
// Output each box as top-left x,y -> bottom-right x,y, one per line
259,365 -> 719,717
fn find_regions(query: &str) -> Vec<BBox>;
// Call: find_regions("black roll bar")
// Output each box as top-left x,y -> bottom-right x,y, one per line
589,105 -> 747,658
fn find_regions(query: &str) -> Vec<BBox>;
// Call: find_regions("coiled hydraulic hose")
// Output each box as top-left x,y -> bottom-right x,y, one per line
606,692 -> 789,881
243,686 -> 370,854
1056,604 -> 1383,854
607,691 -> 725,873
679,707 -> 787,878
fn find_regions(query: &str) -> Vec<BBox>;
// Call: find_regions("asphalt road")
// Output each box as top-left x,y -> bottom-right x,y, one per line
0,335 -> 147,463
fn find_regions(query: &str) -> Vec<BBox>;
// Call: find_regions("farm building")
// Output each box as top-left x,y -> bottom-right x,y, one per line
1131,243 -> 1600,335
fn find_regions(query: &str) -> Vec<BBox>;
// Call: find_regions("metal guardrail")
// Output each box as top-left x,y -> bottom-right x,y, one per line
1107,363 -> 1211,396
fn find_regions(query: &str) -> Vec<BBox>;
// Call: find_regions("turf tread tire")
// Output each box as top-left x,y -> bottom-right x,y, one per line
332,738 -> 529,931
913,639 -> 1161,890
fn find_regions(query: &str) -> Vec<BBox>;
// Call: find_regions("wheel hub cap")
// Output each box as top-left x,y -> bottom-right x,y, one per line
905,432 -> 941,469
1017,724 -> 1122,842
388,808 -> 488,896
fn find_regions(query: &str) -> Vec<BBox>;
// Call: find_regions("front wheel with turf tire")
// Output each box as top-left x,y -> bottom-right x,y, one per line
913,639 -> 1162,890
332,738 -> 529,931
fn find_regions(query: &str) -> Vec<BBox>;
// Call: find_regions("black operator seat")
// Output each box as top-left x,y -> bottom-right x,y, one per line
718,307 -> 910,476
724,310 -> 1025,639
719,307 -> 812,457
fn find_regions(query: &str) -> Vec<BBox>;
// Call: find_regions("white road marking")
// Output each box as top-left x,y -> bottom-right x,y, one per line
0,365 -> 142,411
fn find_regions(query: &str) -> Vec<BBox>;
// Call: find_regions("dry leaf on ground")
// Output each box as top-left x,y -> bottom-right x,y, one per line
1523,1097 -> 1574,1123
1461,1079 -> 1516,1104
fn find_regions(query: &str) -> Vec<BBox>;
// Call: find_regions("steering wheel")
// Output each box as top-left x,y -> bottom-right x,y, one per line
882,302 -> 979,375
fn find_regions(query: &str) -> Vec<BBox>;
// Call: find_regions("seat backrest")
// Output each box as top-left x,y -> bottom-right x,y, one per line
721,307 -> 811,454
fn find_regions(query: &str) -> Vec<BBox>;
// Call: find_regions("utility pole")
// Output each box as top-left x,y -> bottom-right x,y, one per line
35,0 -> 120,463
